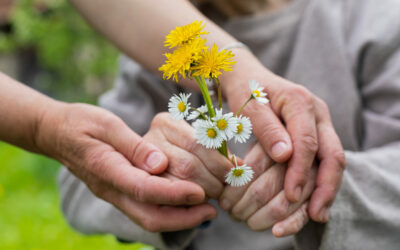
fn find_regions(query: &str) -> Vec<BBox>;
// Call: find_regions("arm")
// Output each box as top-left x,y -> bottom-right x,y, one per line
69,0 -> 345,222
0,72 -> 216,231
68,0 -> 236,77
0,72 -> 53,154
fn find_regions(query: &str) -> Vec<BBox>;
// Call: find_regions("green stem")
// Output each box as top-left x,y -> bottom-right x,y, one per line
220,141 -> 228,158
215,78 -> 223,110
194,76 -> 215,118
234,96 -> 253,117
194,75 -> 228,158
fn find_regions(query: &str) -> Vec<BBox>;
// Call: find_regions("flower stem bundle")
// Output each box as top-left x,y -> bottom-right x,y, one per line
159,21 -> 269,186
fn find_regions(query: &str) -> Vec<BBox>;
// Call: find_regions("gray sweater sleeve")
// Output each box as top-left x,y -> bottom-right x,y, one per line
296,2 -> 400,248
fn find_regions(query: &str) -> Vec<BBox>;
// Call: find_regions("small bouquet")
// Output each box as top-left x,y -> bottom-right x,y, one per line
159,21 -> 269,186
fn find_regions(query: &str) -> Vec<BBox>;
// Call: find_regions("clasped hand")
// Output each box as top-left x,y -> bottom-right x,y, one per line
145,113 -> 315,236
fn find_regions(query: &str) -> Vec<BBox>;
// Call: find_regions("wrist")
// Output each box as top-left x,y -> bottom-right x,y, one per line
219,48 -> 275,99
34,98 -> 68,159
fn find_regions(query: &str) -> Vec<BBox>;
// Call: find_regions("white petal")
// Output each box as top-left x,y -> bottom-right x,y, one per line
249,79 -> 259,91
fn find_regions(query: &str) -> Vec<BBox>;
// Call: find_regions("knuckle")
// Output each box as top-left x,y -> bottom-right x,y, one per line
332,149 -> 347,169
290,86 -> 313,104
270,199 -> 290,220
151,112 -> 170,127
290,166 -> 310,183
182,135 -> 200,154
315,97 -> 330,113
133,184 -> 145,202
130,137 -> 145,162
252,185 -> 268,208
101,112 -> 122,131
173,157 -> 195,180
299,134 -> 319,154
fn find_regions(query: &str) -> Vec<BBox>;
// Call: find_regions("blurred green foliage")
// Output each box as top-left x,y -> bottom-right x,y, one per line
0,142 -> 154,250
0,0 -> 118,102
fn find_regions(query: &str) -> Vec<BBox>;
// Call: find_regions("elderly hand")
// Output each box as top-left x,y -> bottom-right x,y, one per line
144,112 -> 234,199
219,143 -> 316,236
221,50 -> 345,223
36,103 -> 218,232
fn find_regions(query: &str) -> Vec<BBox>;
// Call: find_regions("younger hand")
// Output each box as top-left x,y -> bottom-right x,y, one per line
37,103 -> 217,232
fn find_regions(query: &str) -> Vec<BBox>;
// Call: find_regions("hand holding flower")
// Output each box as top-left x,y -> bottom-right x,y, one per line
144,112 -> 233,199
160,21 -> 274,187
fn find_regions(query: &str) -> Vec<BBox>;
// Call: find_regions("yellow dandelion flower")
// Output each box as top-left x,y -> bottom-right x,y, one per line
164,21 -> 209,49
159,38 -> 206,82
192,44 -> 235,79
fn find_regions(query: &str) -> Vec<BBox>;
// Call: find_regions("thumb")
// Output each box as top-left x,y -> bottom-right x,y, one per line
97,115 -> 168,174
130,137 -> 169,175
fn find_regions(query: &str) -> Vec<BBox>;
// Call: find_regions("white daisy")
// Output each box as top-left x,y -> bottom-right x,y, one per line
168,93 -> 191,120
233,115 -> 252,143
225,156 -> 254,187
249,79 -> 269,104
187,105 -> 208,120
193,119 -> 224,149
212,109 -> 237,140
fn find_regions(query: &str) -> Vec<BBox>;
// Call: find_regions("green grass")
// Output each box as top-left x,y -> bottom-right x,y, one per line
0,142 -> 154,250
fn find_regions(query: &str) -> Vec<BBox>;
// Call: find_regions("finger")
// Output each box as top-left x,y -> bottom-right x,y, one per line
95,114 -> 168,174
158,112 -> 233,182
118,194 -> 218,232
242,100 -> 293,162
272,202 -> 309,237
247,166 -> 316,231
158,139 -> 224,199
226,88 -> 293,163
309,101 -> 345,222
219,143 -> 273,211
231,163 -> 286,221
278,87 -> 318,203
84,142 -> 205,205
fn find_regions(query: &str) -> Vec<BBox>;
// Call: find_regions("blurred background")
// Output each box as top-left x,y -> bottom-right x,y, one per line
0,0 -> 152,249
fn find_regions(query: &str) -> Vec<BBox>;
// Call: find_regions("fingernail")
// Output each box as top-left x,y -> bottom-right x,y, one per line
220,199 -> 231,211
145,151 -> 162,170
320,207 -> 330,222
294,185 -> 302,202
271,141 -> 288,158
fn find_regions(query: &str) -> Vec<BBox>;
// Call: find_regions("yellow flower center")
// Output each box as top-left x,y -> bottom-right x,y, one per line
232,168 -> 244,177
237,123 -> 243,134
252,90 -> 261,97
216,119 -> 228,130
207,128 -> 217,138
177,101 -> 186,112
